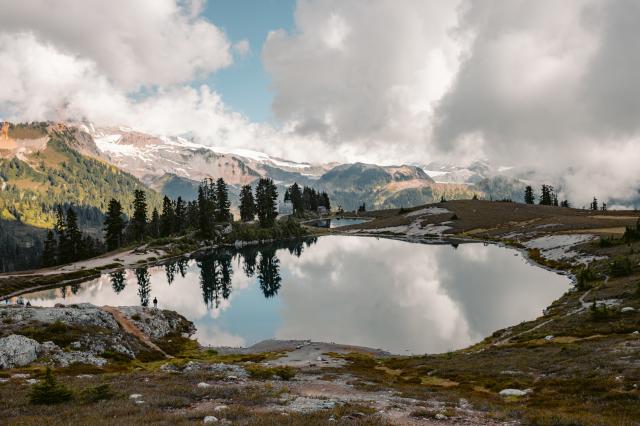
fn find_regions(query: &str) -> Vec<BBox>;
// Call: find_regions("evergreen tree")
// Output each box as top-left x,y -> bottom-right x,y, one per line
539,185 -> 554,205
136,267 -> 151,307
174,197 -> 186,234
215,178 -> 231,222
288,183 -> 303,215
591,197 -> 598,211
560,199 -> 570,208
524,186 -> 534,204
42,230 -> 57,267
160,196 -> 175,236
131,190 -> 148,241
257,249 -> 282,298
197,180 -> 215,237
150,208 -> 160,238
103,199 -> 125,251
54,205 -> 67,257
63,207 -> 82,262
239,184 -> 256,222
256,178 -> 278,227
321,191 -> 331,211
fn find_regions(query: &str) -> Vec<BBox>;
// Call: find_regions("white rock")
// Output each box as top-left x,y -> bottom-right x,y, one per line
435,413 -> 447,420
316,356 -> 324,362
203,416 -> 218,423
129,393 -> 143,399
25,379 -> 39,385
11,373 -> 30,379
544,335 -> 554,341
499,388 -> 528,397
0,335 -> 41,369
197,382 -> 212,389
621,307 -> 636,313
213,405 -> 228,412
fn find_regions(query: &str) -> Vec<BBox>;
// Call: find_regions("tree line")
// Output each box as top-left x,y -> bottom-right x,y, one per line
523,185 -> 608,210
283,183 -> 331,216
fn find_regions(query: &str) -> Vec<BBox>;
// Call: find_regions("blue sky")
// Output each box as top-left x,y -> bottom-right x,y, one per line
202,0 -> 296,123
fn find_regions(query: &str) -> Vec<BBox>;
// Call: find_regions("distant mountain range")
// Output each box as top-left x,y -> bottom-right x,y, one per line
74,124 -> 526,210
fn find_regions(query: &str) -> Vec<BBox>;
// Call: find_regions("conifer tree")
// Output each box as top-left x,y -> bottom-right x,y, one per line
215,178 -> 231,222
150,208 -> 160,238
591,197 -> 598,211
288,183 -> 303,215
174,197 -> 186,234
256,178 -> 278,227
54,205 -> 67,256
63,207 -> 82,262
103,199 -> 125,251
42,230 -> 57,267
131,190 -> 148,241
321,191 -> 331,211
239,184 -> 256,222
197,180 -> 213,237
160,196 -> 175,236
524,186 -> 534,204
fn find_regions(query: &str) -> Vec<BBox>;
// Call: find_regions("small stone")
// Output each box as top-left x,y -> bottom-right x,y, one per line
621,307 -> 635,313
76,374 -> 94,379
213,405 -> 228,412
544,335 -> 554,341
203,416 -> 218,423
435,413 -> 447,420
632,331 -> 639,335
135,400 -> 145,404
197,382 -> 212,389
25,379 -> 39,385
70,341 -> 82,350
316,356 -> 324,362
129,393 -> 143,399
499,388 -> 528,397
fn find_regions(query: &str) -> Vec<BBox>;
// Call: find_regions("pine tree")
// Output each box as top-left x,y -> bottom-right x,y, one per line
256,178 -> 278,227
197,181 -> 213,237
103,199 -> 125,251
42,230 -> 57,267
524,186 -> 534,204
160,196 -> 175,236
215,178 -> 231,222
54,206 -> 67,258
321,191 -> 331,211
288,183 -> 303,216
131,190 -> 148,241
539,185 -> 554,205
239,184 -> 256,222
63,207 -> 82,262
150,208 -> 160,238
174,197 -> 186,234
591,197 -> 598,211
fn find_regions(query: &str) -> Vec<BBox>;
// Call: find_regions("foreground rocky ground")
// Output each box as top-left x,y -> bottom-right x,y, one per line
0,200 -> 639,424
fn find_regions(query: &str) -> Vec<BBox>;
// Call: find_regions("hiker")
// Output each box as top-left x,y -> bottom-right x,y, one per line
26,301 -> 31,307
153,297 -> 158,309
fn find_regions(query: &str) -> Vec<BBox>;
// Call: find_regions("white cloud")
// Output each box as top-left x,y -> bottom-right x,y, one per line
233,39 -> 251,57
0,0 -> 231,90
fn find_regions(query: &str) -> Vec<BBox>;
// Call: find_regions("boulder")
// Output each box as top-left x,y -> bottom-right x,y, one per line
621,307 -> 636,313
0,334 -> 41,369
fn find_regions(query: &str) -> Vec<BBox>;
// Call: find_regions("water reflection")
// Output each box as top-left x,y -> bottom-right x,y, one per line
20,236 -> 569,354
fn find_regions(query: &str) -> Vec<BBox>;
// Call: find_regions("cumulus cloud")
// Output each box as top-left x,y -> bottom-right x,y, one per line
263,0 -> 462,163
262,0 -> 640,204
0,0 -> 231,89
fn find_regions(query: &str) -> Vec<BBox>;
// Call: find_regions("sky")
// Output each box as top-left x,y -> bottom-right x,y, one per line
0,0 -> 639,205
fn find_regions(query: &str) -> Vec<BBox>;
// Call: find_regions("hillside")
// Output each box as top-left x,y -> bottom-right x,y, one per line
0,123 -> 162,271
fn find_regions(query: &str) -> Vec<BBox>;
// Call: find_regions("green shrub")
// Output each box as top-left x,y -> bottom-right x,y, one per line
245,364 -> 275,380
576,266 -> 597,290
273,366 -> 297,381
81,384 -> 115,403
29,368 -> 73,405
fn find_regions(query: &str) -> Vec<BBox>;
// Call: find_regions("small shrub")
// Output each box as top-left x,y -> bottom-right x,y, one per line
81,384 -> 115,403
576,266 -> 597,290
590,301 -> 611,321
609,257 -> 632,277
131,314 -> 141,321
273,366 -> 296,381
245,364 -> 274,380
450,214 -> 459,220
29,368 -> 73,405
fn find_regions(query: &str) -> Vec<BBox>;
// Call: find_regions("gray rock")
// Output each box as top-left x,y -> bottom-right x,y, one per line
0,334 -> 41,369
435,413 -> 447,420
499,388 -> 530,397
203,416 -> 219,423
50,351 -> 107,367
621,307 -> 636,313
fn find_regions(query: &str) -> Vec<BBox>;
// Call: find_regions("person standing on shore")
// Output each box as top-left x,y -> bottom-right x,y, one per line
153,297 -> 158,309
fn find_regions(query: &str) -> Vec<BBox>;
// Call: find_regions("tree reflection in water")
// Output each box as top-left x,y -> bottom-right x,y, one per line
110,271 -> 126,294
136,267 -> 151,307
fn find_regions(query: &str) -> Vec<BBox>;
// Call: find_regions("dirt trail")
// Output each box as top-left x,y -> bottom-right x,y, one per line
101,306 -> 172,359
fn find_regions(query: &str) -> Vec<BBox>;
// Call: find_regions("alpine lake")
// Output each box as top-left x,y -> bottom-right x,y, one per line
19,235 -> 571,355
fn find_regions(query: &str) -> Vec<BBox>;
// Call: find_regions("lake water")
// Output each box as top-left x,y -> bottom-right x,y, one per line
20,236 -> 571,354
310,218 -> 370,228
